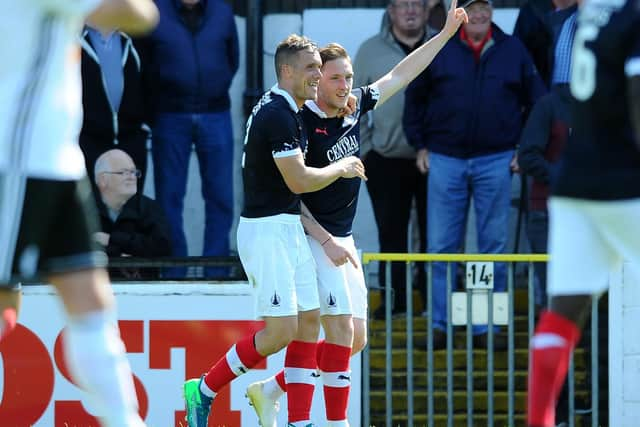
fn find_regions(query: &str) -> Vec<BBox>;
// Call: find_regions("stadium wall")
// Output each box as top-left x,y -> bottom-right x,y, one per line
1,283 -> 361,426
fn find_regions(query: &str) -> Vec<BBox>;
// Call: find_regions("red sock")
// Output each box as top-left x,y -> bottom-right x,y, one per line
0,308 -> 17,341
204,333 -> 264,393
275,338 -> 325,395
316,339 -> 326,364
319,342 -> 352,421
284,340 -> 317,422
275,370 -> 286,392
528,311 -> 581,427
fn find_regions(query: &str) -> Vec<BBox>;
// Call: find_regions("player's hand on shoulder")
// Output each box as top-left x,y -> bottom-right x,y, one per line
322,238 -> 358,268
338,93 -> 359,117
337,156 -> 367,181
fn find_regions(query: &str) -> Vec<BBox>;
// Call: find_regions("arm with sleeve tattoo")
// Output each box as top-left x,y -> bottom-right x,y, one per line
300,203 -> 357,268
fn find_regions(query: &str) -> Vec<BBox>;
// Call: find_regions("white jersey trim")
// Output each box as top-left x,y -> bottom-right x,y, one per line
305,100 -> 328,118
272,147 -> 302,159
271,84 -> 300,112
625,57 -> 640,77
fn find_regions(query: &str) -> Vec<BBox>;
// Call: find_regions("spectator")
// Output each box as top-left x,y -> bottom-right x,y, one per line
79,26 -> 149,190
512,0 -> 554,85
518,85 -> 572,308
354,0 -> 438,318
427,0 -> 447,30
94,149 -> 172,278
139,0 -> 239,278
548,1 -> 578,85
404,0 -> 546,348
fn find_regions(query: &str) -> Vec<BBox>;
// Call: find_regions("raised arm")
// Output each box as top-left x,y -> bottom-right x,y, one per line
372,0 -> 468,107
87,0 -> 159,35
274,153 -> 366,195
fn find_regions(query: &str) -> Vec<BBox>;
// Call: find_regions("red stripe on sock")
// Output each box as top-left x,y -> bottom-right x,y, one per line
528,311 -> 581,427
319,343 -> 352,421
285,340 -> 317,422
204,333 -> 263,393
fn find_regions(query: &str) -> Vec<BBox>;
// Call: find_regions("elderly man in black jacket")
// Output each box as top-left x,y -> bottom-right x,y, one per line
94,149 -> 172,277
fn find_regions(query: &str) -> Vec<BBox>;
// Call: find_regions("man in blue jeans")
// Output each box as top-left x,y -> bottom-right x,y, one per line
404,0 -> 545,348
139,0 -> 239,277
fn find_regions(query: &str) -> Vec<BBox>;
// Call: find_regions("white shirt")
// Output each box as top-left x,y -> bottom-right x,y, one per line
0,0 -> 101,180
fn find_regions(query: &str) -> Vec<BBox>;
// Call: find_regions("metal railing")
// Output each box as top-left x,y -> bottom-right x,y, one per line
361,253 -> 603,427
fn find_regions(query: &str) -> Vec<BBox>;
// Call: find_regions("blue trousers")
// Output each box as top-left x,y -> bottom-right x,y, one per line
152,111 -> 233,276
427,150 -> 513,333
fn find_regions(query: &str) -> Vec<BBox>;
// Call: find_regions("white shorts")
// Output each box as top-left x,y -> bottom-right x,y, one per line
237,214 -> 319,318
307,235 -> 368,319
547,197 -> 640,296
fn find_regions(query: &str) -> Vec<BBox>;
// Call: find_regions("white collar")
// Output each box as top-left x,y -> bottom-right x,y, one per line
271,85 -> 300,113
304,100 -> 329,118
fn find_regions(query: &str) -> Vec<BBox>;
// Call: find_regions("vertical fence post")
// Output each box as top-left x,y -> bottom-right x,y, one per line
385,261 -> 393,427
591,296 -> 599,427
466,278 -> 473,427
446,262 -> 454,427
362,261 -> 371,427
487,272 -> 495,427
406,262 -> 414,427
508,262 -> 515,427
427,262 -> 434,427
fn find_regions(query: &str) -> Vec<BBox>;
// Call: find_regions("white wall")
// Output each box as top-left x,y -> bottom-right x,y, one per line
610,262 -> 640,427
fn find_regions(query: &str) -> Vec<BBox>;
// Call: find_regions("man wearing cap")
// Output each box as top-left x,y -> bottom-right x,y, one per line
404,0 -> 546,348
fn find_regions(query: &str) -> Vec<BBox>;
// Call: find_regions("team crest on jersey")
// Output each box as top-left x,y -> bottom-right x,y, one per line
327,293 -> 337,307
271,292 -> 281,307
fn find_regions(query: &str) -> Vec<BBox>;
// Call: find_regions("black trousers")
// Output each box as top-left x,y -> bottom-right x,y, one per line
364,150 -> 427,311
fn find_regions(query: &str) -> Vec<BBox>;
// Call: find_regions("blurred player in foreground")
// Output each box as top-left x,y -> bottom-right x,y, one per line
0,1 -> 157,426
527,0 -> 640,425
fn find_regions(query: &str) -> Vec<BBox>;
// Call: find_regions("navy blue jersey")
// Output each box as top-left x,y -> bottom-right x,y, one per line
301,86 -> 379,236
241,86 -> 307,217
554,0 -> 640,200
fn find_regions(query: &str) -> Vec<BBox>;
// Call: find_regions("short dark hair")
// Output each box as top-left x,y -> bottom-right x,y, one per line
274,34 -> 318,80
319,43 -> 351,66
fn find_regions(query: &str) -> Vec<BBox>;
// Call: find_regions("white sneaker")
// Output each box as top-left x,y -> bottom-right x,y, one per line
246,380 -> 279,427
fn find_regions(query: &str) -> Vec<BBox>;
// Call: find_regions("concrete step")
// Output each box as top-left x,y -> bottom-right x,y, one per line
368,389 -> 590,413
368,348 -> 587,371
369,315 -> 533,333
368,413 -> 590,427
369,370 -> 588,390
369,330 -> 532,349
